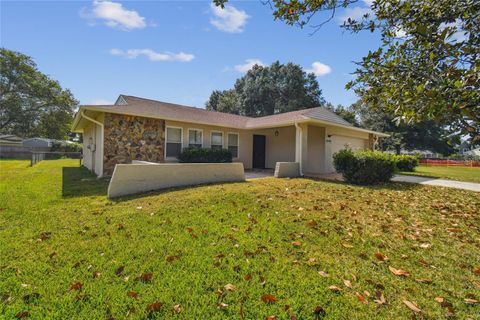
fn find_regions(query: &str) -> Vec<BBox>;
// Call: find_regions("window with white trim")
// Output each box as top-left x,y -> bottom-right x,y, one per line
188,129 -> 203,148
227,133 -> 239,158
211,132 -> 223,150
166,127 -> 182,158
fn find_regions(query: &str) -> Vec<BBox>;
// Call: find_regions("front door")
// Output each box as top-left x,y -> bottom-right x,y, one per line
252,135 -> 266,168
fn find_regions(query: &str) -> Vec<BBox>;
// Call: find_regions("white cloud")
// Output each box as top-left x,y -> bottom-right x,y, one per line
363,0 -> 374,6
90,99 -> 113,105
210,3 -> 249,33
83,0 -> 146,30
110,48 -> 195,62
338,7 -> 372,24
306,62 -> 332,76
231,59 -> 265,73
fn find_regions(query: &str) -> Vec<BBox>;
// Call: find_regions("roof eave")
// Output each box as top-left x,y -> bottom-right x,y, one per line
297,118 -> 390,137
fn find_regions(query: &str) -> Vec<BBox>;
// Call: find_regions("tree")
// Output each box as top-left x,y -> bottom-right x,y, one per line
0,48 -> 78,139
352,101 -> 455,155
206,61 -> 325,117
213,0 -> 479,144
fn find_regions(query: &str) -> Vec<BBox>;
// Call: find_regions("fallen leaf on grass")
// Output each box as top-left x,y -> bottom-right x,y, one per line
474,266 -> 480,275
70,282 -> 83,290
224,284 -> 237,291
166,255 -> 180,263
344,280 -> 352,288
127,291 -> 139,299
307,220 -> 317,227
139,272 -> 153,282
465,299 -> 477,304
434,297 -> 444,303
389,266 -> 410,277
328,285 -> 342,292
173,304 -> 181,314
261,294 -> 278,303
342,243 -> 353,248
115,266 -> 125,276
15,311 -> 30,318
92,271 -> 101,279
313,306 -> 326,316
22,293 -> 40,303
244,274 -> 252,281
318,271 -> 329,277
217,302 -> 228,310
403,300 -> 422,313
1,293 -> 12,303
37,232 -> 51,241
291,241 -> 302,247
355,292 -> 368,304
374,291 -> 386,305
374,252 -> 388,261
146,301 -> 163,313
265,316 -> 276,320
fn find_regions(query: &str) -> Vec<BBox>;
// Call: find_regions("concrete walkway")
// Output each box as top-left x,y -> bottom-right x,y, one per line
392,175 -> 480,192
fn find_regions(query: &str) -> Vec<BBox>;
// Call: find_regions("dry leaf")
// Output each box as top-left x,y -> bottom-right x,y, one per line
374,252 -> 388,261
224,284 -> 237,291
266,316 -> 276,320
261,294 -> 278,303
344,280 -> 352,288
434,297 -> 444,303
291,241 -> 302,247
115,266 -> 125,276
307,220 -> 317,227
70,282 -> 83,290
342,243 -> 353,248
23,293 -> 40,303
139,272 -> 153,282
355,292 -> 368,304
127,291 -> 139,299
146,301 -> 163,313
403,300 -> 422,313
244,274 -> 252,281
465,299 -> 477,304
474,266 -> 480,275
318,271 -> 329,277
173,304 -> 181,314
328,285 -> 342,292
374,291 -> 386,305
217,302 -> 228,310
389,266 -> 410,277
313,306 -> 326,316
166,255 -> 180,263
92,271 -> 101,279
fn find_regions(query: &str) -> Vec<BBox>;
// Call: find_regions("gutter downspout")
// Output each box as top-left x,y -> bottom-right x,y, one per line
294,122 -> 304,176
80,111 -> 104,178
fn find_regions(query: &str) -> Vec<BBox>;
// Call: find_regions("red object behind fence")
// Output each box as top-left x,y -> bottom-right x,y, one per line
420,159 -> 480,167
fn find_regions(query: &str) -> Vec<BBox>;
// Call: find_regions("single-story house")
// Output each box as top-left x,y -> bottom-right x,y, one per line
0,135 -> 23,147
71,95 -> 388,178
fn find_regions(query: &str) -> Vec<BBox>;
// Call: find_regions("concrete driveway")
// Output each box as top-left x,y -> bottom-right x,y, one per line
392,175 -> 480,192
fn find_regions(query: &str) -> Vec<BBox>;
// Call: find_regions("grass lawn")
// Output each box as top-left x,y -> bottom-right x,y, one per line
1,159 -> 479,319
401,165 -> 480,183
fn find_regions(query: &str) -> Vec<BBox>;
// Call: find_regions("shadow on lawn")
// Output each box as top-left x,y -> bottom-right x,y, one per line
62,167 -> 109,198
306,176 -> 422,191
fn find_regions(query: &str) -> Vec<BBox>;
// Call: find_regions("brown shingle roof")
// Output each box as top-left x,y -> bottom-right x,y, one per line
75,95 -> 388,136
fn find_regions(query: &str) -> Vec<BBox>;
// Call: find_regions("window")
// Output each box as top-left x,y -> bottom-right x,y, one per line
166,127 -> 182,158
188,129 -> 203,148
211,131 -> 223,150
227,133 -> 239,158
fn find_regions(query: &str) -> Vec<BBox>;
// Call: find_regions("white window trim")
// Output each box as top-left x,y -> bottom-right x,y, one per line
227,132 -> 240,159
165,126 -> 183,160
210,130 -> 224,148
188,128 -> 203,148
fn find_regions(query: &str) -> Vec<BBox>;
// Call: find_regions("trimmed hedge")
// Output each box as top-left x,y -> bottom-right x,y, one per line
178,147 -> 233,163
394,155 -> 419,172
333,149 -> 397,185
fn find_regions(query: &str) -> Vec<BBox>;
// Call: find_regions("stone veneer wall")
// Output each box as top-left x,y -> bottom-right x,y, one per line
103,113 -> 165,176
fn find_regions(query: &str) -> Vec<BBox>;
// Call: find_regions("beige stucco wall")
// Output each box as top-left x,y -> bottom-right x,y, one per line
82,113 -> 104,176
107,162 -> 245,198
305,125 -> 326,174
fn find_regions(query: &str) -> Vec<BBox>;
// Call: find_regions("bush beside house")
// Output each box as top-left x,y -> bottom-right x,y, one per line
394,155 -> 419,172
178,147 -> 232,163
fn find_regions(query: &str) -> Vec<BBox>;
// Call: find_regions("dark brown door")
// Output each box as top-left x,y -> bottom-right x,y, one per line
252,135 -> 266,168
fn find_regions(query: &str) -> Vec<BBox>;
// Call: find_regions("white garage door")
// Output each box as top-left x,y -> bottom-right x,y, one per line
331,135 -> 367,155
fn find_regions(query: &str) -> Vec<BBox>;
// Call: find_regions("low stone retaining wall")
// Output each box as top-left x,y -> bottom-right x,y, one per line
274,162 -> 301,178
108,162 -> 245,198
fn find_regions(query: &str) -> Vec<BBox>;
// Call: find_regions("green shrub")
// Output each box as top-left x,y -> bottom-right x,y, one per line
394,155 -> 419,172
333,149 -> 397,185
178,147 -> 233,163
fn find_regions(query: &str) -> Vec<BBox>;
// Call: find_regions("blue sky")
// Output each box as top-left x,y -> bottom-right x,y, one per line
1,0 -> 381,108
